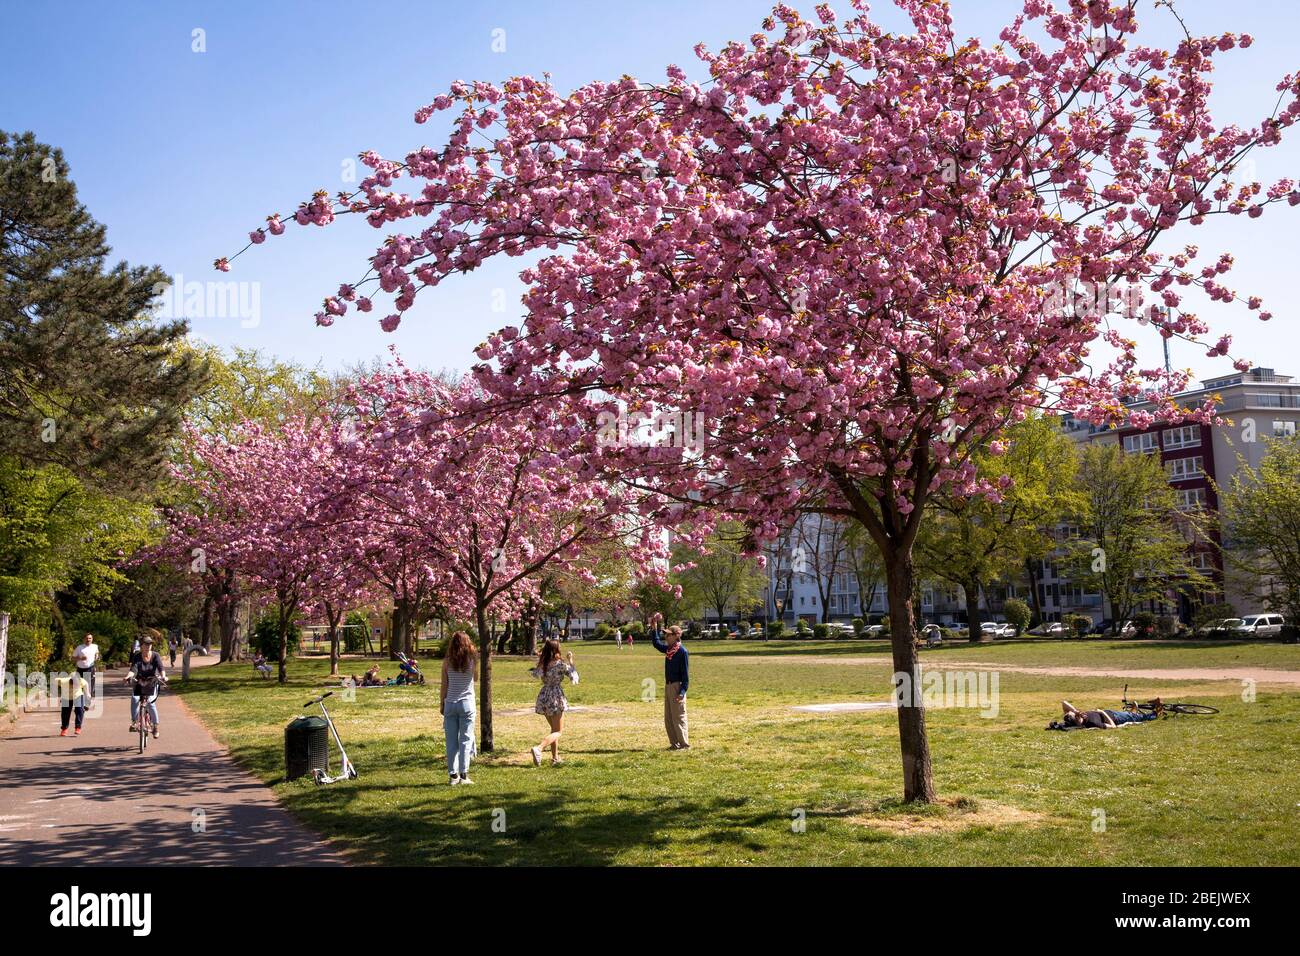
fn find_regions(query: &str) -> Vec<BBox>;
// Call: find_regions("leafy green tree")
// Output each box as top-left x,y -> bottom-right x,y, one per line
1069,443 -> 1196,632
106,558 -> 197,634
1003,597 -> 1031,635
182,343 -> 332,441
675,521 -> 766,626
0,131 -> 206,490
917,417 -> 1083,641
1220,437 -> 1300,625
842,523 -> 885,622
794,515 -> 849,623
0,458 -> 154,657
67,609 -> 135,665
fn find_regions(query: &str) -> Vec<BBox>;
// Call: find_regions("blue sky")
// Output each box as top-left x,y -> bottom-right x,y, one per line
2,0 -> 1297,383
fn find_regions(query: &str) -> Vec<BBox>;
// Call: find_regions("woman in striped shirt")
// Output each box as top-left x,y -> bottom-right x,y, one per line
440,631 -> 478,785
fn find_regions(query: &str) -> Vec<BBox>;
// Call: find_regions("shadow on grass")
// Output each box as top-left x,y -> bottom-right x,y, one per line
274,775 -> 797,865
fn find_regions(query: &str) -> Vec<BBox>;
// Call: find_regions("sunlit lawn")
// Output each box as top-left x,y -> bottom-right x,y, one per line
175,638 -> 1300,866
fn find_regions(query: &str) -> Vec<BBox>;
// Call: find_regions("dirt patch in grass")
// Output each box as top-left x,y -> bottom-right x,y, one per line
845,796 -> 1049,834
495,705 -> 624,718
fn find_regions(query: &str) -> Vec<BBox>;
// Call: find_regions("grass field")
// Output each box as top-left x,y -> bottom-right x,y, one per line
175,638 -> 1300,866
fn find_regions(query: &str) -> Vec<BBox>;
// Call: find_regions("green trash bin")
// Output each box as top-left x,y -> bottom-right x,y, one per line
285,715 -> 329,781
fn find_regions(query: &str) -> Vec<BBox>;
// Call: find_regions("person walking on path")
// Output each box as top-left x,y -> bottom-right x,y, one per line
73,633 -> 99,700
528,640 -> 579,767
440,631 -> 478,786
168,637 -> 178,668
648,614 -> 690,750
613,625 -> 623,649
56,672 -> 92,737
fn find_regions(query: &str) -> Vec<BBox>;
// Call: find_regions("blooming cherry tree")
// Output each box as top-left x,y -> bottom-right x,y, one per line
333,364 -> 668,750
223,0 -> 1300,800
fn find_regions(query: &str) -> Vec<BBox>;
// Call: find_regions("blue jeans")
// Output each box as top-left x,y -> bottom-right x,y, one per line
1105,709 -> 1157,724
131,694 -> 159,727
443,699 -> 475,777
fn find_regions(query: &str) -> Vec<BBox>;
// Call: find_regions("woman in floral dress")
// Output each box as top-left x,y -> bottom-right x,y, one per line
529,639 -> 579,766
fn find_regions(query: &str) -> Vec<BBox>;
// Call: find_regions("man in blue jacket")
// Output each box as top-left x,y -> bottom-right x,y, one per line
649,613 -> 690,750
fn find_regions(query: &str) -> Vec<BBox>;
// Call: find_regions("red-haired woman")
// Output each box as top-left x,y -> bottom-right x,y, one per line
440,631 -> 479,785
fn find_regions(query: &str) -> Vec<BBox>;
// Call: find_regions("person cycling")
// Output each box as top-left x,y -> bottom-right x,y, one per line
126,634 -> 167,737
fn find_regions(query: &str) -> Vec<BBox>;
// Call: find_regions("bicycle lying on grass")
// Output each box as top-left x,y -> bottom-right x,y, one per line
1122,684 -> 1219,716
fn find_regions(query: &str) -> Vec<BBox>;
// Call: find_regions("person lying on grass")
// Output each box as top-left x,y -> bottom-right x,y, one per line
1051,698 -> 1163,729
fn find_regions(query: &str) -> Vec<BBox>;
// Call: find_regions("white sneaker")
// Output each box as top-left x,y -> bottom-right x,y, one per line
459,776 -> 475,785
530,746 -> 542,766
449,776 -> 461,786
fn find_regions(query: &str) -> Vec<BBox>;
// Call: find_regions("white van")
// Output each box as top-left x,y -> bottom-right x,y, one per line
1239,613 -> 1285,637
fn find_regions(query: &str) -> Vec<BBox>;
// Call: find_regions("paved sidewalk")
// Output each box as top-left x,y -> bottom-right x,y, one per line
0,655 -> 345,865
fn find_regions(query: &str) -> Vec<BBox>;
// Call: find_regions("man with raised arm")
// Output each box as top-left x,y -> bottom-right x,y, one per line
648,613 -> 690,750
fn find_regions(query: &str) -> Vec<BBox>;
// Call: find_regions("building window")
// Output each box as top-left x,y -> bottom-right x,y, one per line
1162,425 -> 1201,450
1273,420 -> 1296,438
1191,552 -> 1214,571
1176,487 -> 1206,510
1166,456 -> 1204,481
1124,432 -> 1159,454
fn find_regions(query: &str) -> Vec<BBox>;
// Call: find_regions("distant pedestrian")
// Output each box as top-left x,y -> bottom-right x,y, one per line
73,633 -> 99,700
168,638 -> 178,667
613,626 -> 623,649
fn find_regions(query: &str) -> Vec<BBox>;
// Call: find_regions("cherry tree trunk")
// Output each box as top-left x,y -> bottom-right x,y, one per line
200,597 -> 214,656
965,579 -> 986,643
325,601 -> 341,677
388,601 -> 405,661
1024,559 -> 1043,626
218,599 -> 238,661
276,599 -> 292,685
523,597 -> 539,657
476,602 -> 494,752
885,548 -> 937,804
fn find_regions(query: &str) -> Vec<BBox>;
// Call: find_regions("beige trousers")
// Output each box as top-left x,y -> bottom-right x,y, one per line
664,682 -> 689,748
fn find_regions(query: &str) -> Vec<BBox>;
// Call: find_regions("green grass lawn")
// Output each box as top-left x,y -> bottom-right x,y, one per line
175,639 -> 1300,866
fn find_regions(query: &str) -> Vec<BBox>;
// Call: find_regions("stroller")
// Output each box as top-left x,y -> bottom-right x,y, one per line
393,652 -> 426,686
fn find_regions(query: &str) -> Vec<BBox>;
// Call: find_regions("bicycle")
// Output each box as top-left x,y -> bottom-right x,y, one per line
1121,683 -> 1219,716
130,675 -> 166,753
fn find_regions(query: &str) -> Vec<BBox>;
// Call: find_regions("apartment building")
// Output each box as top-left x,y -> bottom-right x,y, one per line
762,513 -> 1024,627
758,368 -> 1299,629
1056,366 -> 1300,622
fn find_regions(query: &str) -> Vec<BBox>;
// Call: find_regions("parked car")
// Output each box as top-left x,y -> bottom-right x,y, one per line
1092,619 -> 1136,636
863,623 -> 887,637
1030,622 -> 1068,637
1205,618 -> 1246,637
827,622 -> 856,636
980,621 -> 1015,638
1238,614 -> 1285,637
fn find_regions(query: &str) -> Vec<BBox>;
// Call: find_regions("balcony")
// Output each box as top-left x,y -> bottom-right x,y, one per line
1213,392 -> 1300,412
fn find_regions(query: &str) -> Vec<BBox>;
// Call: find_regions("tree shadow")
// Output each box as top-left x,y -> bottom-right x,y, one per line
278,782 -> 799,865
